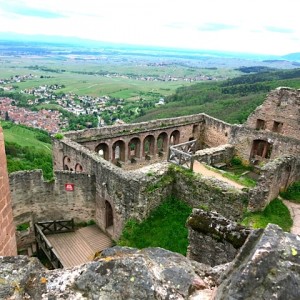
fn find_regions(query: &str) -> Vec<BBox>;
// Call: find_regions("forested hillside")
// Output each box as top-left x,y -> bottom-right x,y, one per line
134,68 -> 300,124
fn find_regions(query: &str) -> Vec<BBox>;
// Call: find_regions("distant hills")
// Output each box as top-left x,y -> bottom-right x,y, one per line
0,32 -> 299,64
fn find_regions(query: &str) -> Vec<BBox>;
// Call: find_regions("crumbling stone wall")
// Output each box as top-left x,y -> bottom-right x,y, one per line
186,209 -> 251,266
0,126 -> 17,255
9,170 -> 96,248
201,114 -> 232,148
246,87 -> 300,140
230,125 -> 300,163
248,155 -> 300,211
171,167 -> 248,221
194,144 -> 234,166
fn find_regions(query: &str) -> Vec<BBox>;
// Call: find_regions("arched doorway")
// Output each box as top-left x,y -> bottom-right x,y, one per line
170,130 -> 180,146
95,143 -> 109,161
128,137 -> 141,160
105,201 -> 114,228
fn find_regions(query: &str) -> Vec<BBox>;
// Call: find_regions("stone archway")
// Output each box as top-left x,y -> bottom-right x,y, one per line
157,132 -> 168,155
95,143 -> 109,161
170,130 -> 180,146
112,140 -> 125,162
143,135 -> 155,158
105,201 -> 114,228
128,137 -> 141,161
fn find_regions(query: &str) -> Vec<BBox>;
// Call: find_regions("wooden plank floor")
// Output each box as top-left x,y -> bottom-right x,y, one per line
47,225 -> 112,268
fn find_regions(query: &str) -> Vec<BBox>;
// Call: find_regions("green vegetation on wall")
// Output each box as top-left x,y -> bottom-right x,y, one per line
241,198 -> 292,232
118,197 -> 192,255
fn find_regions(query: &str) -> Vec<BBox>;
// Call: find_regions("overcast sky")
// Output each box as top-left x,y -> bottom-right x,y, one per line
0,0 -> 299,55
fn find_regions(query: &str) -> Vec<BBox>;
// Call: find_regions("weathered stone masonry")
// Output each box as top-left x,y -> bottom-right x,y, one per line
6,87 -> 300,250
0,126 -> 17,256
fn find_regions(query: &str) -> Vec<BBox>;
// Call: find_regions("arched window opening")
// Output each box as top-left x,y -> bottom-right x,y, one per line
250,139 -> 273,164
95,143 -> 109,161
170,130 -> 180,146
112,140 -> 125,162
143,135 -> 155,157
128,137 -> 141,161
63,156 -> 71,171
75,163 -> 83,173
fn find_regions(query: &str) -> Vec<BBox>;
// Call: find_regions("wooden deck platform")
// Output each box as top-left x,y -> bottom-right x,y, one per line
46,225 -> 112,268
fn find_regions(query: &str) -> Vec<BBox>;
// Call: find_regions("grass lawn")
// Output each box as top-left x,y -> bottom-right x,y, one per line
241,198 -> 292,232
118,197 -> 192,255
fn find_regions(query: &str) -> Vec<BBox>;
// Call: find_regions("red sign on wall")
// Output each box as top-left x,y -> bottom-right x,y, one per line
65,183 -> 74,191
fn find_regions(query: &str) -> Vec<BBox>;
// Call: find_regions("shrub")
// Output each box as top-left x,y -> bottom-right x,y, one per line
54,133 -> 64,140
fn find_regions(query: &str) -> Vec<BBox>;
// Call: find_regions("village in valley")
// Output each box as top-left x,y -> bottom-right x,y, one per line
0,74 -> 136,132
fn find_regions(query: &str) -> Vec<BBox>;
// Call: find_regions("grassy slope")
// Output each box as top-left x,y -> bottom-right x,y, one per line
1,120 -> 52,154
1,121 -> 53,179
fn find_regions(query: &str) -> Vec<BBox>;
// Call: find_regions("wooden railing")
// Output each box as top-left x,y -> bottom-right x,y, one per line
168,140 -> 196,170
36,219 -> 75,235
35,224 -> 64,268
34,219 -> 74,268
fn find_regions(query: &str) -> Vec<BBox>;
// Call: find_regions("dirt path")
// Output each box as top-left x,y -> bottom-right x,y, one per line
283,200 -> 300,235
193,161 -> 245,190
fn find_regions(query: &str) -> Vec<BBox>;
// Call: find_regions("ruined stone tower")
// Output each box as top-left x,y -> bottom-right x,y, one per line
0,126 -> 17,255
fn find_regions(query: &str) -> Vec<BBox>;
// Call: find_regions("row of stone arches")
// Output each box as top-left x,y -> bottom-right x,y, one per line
95,130 -> 180,163
63,156 -> 84,173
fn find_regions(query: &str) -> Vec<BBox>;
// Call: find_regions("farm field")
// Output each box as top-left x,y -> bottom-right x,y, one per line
0,55 -> 242,102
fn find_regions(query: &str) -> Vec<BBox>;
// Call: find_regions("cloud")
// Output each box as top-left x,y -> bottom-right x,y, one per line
1,2 -> 64,18
265,26 -> 294,34
197,23 -> 237,32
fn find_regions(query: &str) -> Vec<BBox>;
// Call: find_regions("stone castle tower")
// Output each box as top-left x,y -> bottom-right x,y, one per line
0,126 -> 17,255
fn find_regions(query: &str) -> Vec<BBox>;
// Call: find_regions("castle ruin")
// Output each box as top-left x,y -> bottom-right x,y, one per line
2,87 -> 300,251
1,87 -> 300,299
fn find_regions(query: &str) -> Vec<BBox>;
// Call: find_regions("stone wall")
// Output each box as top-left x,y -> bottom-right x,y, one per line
201,114 -> 232,148
9,170 -> 96,248
246,87 -> 300,140
0,126 -> 17,256
64,114 -> 204,141
171,167 -> 248,221
248,155 -> 300,211
186,209 -> 251,266
229,124 -> 300,163
194,144 -> 234,166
